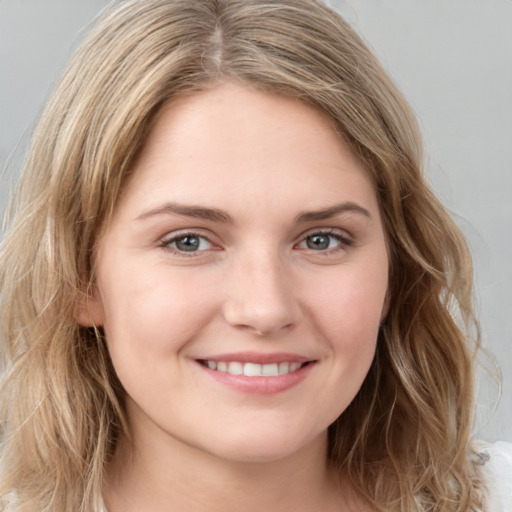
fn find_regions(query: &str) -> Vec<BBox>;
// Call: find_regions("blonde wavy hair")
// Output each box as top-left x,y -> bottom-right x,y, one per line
0,0 -> 483,510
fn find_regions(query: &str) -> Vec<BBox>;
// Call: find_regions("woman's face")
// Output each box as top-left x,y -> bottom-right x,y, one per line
80,82 -> 389,463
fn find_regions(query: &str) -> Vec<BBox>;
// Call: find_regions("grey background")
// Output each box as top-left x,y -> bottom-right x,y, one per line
1,1 -> 511,441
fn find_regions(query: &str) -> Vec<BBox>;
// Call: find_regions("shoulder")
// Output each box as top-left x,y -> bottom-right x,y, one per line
472,439 -> 512,512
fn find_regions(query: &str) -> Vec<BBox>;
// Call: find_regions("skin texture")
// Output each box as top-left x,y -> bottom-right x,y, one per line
78,82 -> 388,512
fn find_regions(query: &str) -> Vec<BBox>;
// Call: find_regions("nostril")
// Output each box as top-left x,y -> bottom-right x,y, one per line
223,307 -> 297,336
221,267 -> 302,335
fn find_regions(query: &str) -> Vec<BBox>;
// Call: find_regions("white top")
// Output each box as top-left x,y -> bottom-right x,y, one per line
97,441 -> 512,512
473,440 -> 512,511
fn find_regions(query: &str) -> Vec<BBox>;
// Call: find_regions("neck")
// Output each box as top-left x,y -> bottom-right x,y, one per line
104,421 -> 349,512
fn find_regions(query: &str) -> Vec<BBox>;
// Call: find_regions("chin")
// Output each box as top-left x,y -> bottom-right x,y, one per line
200,428 -> 326,465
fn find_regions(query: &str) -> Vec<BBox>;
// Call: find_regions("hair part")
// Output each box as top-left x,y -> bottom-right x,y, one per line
1,1 -> 482,510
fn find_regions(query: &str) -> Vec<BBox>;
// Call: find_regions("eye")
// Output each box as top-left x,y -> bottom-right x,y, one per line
296,230 -> 352,252
163,233 -> 214,253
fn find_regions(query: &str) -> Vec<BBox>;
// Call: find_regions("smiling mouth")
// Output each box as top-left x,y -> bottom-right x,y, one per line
197,360 -> 311,377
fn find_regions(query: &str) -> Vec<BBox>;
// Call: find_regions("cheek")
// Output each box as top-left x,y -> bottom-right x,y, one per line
303,259 -> 387,386
98,266 -> 223,406
99,264 -> 220,359
310,266 -> 386,419
312,264 -> 387,337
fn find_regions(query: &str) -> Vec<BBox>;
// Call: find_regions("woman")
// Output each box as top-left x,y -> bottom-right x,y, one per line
0,1 -> 510,511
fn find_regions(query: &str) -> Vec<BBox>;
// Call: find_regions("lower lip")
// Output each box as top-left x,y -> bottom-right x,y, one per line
196,361 -> 316,395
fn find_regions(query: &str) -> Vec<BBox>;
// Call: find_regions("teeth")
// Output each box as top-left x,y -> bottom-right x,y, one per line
227,361 -> 243,375
244,362 -> 261,377
290,362 -> 301,372
262,363 -> 279,377
203,360 -> 305,376
278,362 -> 289,375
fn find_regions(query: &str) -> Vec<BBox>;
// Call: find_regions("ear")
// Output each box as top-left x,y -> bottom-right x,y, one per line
74,284 -> 105,327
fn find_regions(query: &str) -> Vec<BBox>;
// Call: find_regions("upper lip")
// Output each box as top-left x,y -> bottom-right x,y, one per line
195,352 -> 315,365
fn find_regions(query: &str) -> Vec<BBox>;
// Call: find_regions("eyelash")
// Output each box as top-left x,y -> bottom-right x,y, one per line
160,231 -> 215,257
295,229 -> 353,255
160,229 -> 353,257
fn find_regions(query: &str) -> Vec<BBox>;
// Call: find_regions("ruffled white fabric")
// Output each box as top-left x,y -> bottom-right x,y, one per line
473,440 -> 512,511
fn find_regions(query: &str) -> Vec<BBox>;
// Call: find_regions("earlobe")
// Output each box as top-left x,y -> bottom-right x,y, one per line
74,285 -> 105,327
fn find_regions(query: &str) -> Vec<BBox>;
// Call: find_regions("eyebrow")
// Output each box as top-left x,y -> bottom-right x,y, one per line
295,202 -> 372,223
136,201 -> 371,223
136,202 -> 233,223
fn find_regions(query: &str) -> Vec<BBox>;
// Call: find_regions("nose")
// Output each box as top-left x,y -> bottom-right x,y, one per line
222,249 -> 301,336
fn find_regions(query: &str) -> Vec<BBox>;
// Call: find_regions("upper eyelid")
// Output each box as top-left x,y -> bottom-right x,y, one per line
159,232 -> 219,259
295,226 -> 353,242
160,230 -> 219,251
158,227 -> 354,249
161,228 -> 215,243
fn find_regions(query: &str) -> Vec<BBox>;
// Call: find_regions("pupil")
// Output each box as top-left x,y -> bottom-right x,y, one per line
307,234 -> 329,250
176,236 -> 200,251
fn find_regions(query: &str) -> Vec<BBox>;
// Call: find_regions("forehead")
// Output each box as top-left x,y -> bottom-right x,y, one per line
117,82 -> 380,222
